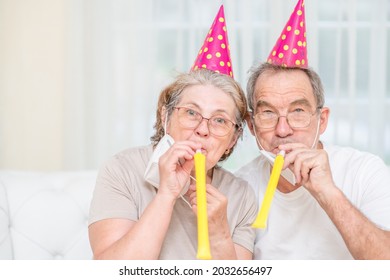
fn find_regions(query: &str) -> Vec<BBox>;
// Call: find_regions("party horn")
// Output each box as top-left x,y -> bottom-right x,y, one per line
194,150 -> 212,260
252,150 -> 285,228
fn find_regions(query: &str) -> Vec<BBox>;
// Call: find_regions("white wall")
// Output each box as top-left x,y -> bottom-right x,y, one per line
0,0 -> 65,170
1,0 -> 389,171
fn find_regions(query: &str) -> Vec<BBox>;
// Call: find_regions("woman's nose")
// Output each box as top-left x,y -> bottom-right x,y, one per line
195,118 -> 210,137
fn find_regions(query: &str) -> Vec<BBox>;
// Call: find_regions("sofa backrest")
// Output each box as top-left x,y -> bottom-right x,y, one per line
0,175 -> 13,259
0,171 -> 97,260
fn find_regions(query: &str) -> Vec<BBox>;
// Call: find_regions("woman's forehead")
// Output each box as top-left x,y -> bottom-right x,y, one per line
178,85 -> 237,112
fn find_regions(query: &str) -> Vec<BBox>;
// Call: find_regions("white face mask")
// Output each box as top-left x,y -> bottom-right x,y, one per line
143,114 -> 190,196
144,133 -> 175,188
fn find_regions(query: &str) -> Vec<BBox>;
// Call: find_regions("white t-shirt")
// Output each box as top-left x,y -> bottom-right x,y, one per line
235,143 -> 390,259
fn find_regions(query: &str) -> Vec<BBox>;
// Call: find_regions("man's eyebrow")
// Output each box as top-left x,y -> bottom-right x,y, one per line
254,99 -> 313,111
255,100 -> 274,108
290,99 -> 312,108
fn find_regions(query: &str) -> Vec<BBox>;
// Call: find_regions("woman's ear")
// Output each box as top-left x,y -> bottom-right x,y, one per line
227,125 -> 242,151
160,106 -> 170,134
227,133 -> 239,153
160,106 -> 167,125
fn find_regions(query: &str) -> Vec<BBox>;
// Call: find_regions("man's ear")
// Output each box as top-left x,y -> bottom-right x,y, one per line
246,113 -> 256,136
319,107 -> 330,135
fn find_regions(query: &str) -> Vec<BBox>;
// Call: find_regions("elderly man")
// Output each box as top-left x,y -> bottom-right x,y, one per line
236,0 -> 390,260
236,62 -> 390,259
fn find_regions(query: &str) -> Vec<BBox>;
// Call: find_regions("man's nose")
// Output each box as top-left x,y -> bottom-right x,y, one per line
274,116 -> 293,137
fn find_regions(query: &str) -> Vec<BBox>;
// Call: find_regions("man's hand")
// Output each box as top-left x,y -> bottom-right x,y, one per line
279,143 -> 336,200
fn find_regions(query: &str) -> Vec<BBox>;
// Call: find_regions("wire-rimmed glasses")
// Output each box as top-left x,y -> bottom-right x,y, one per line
253,107 -> 321,129
174,106 -> 239,137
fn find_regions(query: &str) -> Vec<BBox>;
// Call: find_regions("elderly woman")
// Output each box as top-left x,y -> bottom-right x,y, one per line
88,69 -> 257,259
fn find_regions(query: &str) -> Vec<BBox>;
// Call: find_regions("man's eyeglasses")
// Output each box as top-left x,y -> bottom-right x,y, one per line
173,107 -> 239,137
253,107 -> 322,129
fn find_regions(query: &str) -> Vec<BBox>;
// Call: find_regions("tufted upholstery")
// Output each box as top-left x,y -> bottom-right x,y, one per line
0,170 -> 97,260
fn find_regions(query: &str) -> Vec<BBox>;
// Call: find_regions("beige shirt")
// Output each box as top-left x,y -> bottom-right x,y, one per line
89,145 -> 257,259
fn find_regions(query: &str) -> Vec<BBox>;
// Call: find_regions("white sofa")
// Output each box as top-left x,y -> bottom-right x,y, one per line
0,170 -> 97,260
1,166 -> 389,260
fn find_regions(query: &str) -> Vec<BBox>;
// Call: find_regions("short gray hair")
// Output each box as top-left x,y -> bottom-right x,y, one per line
246,63 -> 325,112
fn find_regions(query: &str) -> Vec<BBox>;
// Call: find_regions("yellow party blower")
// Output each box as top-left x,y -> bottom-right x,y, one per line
252,150 -> 285,228
194,150 -> 212,260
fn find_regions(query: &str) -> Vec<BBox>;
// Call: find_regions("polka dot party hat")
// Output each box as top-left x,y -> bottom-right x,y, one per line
191,5 -> 234,77
267,0 -> 308,68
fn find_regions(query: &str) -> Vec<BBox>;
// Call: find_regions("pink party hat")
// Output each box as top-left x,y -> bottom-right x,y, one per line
267,0 -> 308,68
191,5 -> 234,77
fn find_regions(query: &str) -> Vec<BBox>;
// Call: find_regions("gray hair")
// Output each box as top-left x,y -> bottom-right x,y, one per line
246,62 -> 325,112
151,69 -> 248,161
